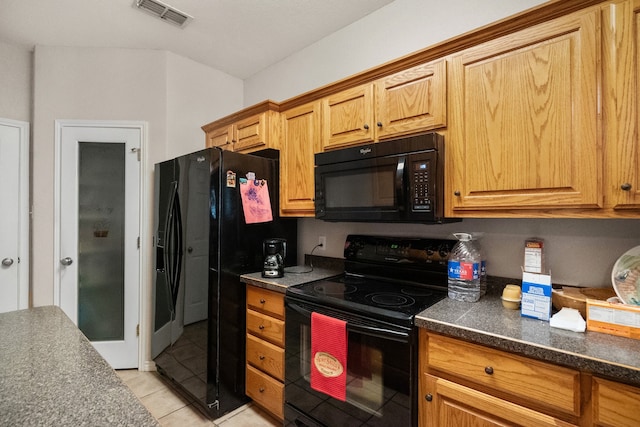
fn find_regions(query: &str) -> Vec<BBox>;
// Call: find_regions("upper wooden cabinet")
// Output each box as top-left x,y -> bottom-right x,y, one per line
602,0 -> 640,211
322,84 -> 375,150
447,6 -> 601,214
279,101 -> 322,216
202,101 -> 280,154
321,60 -> 447,150
376,59 -> 447,140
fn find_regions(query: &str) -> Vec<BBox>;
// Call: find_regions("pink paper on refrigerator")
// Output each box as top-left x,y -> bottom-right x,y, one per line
239,179 -> 273,224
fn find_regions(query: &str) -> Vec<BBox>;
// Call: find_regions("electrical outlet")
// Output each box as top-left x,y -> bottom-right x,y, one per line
318,236 -> 326,251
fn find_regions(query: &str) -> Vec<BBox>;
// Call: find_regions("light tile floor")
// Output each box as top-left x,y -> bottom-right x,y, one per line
116,369 -> 280,427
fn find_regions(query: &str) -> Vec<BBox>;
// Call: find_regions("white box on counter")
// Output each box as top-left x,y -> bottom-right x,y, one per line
521,271 -> 552,321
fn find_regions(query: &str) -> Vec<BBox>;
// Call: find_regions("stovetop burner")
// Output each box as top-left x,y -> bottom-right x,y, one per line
312,282 -> 357,296
366,292 -> 415,307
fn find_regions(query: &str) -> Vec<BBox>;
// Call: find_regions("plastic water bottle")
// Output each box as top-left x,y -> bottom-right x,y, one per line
471,234 -> 487,296
448,233 -> 481,302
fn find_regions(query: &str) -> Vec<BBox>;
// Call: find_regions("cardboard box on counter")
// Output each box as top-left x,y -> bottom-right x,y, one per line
586,299 -> 640,340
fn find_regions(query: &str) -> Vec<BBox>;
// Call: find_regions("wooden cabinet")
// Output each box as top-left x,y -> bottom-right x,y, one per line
420,330 -> 640,427
202,101 -> 280,154
423,374 -> 577,427
602,0 -> 640,211
245,285 -> 286,420
447,6 -> 601,214
375,59 -> 447,140
592,376 -> 640,426
419,331 -> 583,426
321,60 -> 447,150
280,100 -> 322,216
322,84 -> 375,150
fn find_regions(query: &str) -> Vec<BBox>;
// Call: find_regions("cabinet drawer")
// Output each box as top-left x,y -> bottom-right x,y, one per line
427,334 -> 580,416
247,286 -> 285,319
247,309 -> 285,347
593,377 -> 640,427
246,334 -> 285,381
246,364 -> 284,420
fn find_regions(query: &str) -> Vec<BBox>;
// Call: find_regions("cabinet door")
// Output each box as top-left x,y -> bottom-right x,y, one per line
375,59 -> 446,140
421,374 -> 577,427
205,125 -> 233,150
448,8 -> 601,212
602,0 -> 640,210
280,101 -> 322,216
592,377 -> 640,427
322,84 -> 375,150
233,111 -> 279,153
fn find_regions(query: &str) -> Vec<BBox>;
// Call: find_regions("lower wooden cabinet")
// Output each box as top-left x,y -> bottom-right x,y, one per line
245,285 -> 285,420
592,376 -> 640,427
419,330 -> 640,427
423,373 -> 577,427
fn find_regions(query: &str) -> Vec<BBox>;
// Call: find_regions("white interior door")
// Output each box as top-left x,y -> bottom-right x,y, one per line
56,122 -> 141,369
0,118 -> 29,313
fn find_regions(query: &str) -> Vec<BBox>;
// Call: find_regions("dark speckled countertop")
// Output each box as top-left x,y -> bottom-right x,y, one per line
416,293 -> 640,387
0,306 -> 159,427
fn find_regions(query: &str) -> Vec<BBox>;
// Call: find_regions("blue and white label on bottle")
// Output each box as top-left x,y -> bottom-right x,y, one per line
448,261 -> 480,280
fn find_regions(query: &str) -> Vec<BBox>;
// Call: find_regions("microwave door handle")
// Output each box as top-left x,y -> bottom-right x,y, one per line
395,156 -> 406,211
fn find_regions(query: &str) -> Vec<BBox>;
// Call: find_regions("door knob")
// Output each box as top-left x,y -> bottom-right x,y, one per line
1,258 -> 14,267
60,257 -> 73,266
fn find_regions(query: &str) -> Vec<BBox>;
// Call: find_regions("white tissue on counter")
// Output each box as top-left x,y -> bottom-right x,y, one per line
549,307 -> 586,333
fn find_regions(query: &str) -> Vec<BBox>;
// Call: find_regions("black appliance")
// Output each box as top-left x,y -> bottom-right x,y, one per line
151,147 -> 297,419
314,132 -> 456,223
262,238 -> 287,278
284,234 -> 455,427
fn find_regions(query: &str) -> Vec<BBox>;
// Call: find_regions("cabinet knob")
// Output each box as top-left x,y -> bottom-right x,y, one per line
621,183 -> 632,191
484,366 -> 494,375
259,324 -> 265,330
425,393 -> 433,402
260,298 -> 266,304
259,387 -> 265,393
259,355 -> 265,360
363,124 -> 370,130
454,191 -> 461,197
377,122 -> 383,127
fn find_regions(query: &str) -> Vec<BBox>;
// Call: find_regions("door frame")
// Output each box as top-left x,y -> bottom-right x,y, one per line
0,118 -> 30,310
53,120 -> 151,369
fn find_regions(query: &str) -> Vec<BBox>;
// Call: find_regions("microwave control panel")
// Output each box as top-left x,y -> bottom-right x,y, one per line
411,160 -> 432,212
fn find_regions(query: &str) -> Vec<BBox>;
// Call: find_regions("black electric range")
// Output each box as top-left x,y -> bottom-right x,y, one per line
286,234 -> 456,327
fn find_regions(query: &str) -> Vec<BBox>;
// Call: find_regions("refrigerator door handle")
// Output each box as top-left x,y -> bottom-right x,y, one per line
170,191 -> 184,313
164,181 -> 178,316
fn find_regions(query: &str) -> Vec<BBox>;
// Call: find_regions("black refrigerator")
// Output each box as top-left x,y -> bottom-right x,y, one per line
151,147 -> 297,418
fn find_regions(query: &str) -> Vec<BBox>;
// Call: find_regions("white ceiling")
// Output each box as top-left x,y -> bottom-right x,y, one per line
0,0 -> 396,79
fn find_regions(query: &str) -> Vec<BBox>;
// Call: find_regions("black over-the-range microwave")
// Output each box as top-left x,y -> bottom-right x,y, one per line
314,132 -> 458,223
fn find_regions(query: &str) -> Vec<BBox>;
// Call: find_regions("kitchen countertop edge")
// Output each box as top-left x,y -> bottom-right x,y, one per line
416,295 -> 640,387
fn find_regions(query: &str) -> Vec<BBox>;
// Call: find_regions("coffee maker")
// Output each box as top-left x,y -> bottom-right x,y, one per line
262,238 -> 287,278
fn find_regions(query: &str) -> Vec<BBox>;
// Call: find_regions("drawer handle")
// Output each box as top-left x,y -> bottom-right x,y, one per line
259,325 -> 265,330
260,298 -> 266,304
259,387 -> 265,393
259,355 -> 265,360
484,366 -> 494,375
425,393 -> 433,402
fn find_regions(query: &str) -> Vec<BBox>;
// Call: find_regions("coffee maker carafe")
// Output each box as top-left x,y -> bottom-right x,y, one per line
262,238 -> 287,278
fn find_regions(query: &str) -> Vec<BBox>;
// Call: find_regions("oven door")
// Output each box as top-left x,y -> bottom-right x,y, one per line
285,298 -> 417,427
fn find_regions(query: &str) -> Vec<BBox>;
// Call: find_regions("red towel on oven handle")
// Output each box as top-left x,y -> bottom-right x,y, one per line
310,312 -> 347,401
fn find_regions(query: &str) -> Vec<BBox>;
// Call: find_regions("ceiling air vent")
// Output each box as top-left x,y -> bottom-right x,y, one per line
134,0 -> 193,28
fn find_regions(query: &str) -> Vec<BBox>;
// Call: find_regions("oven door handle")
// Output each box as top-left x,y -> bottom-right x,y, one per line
287,301 -> 411,343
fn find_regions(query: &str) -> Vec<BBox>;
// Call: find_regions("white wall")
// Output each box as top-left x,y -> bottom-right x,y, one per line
244,0 -> 547,105
166,53 -> 243,159
246,0 -> 640,288
31,46 -> 243,306
0,41 -> 32,122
